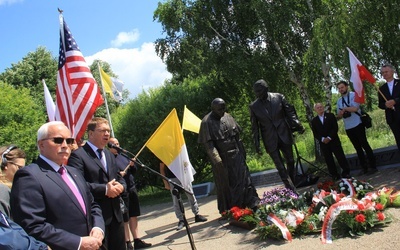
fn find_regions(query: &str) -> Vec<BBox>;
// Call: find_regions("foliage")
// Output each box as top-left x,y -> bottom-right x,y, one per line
0,47 -> 57,121
0,82 -> 46,162
154,0 -> 319,123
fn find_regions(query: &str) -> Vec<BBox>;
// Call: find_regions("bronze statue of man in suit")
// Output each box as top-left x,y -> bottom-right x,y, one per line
249,79 -> 304,191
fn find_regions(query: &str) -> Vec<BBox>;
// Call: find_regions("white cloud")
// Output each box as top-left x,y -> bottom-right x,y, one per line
111,29 -> 140,47
86,42 -> 172,99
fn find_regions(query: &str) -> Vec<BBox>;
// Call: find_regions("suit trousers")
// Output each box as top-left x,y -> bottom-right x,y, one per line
268,140 -> 295,184
346,123 -> 376,170
320,140 -> 350,178
102,216 -> 125,250
389,120 -> 400,151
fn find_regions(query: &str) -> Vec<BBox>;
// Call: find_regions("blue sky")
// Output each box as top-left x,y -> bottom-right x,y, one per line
0,0 -> 171,98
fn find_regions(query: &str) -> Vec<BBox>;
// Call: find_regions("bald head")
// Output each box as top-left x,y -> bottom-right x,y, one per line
108,137 -> 119,155
211,98 -> 226,118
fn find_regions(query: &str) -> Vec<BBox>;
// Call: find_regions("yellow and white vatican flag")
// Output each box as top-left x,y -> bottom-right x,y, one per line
145,109 -> 196,189
182,105 -> 201,133
99,66 -> 123,102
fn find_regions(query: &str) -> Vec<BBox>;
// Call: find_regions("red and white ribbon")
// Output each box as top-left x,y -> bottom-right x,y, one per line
321,199 -> 358,244
267,213 -> 292,242
341,179 -> 356,197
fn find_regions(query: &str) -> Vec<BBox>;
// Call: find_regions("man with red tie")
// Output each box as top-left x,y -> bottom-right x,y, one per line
11,121 -> 105,250
69,117 -> 126,250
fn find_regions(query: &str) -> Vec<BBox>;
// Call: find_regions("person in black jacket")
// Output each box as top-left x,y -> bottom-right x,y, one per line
311,103 -> 351,179
68,117 -> 126,250
378,64 -> 400,151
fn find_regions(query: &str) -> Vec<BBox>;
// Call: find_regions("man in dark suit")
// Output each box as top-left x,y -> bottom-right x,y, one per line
11,121 -> 104,250
311,103 -> 351,179
68,117 -> 126,250
378,64 -> 400,151
249,79 -> 305,190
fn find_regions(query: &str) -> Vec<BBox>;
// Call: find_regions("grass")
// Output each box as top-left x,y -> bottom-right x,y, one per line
139,187 -> 172,206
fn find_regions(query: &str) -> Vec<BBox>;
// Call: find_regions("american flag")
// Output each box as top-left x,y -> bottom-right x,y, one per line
55,15 -> 104,141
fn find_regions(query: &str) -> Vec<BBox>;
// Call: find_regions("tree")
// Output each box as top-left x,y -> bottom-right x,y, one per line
0,46 -> 58,100
0,82 -> 46,162
154,0 -> 322,127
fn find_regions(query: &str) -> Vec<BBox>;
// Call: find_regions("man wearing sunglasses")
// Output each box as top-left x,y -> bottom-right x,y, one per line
11,121 -> 105,250
69,117 -> 127,250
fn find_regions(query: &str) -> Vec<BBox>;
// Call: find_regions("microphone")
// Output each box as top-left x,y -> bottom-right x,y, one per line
107,142 -> 127,154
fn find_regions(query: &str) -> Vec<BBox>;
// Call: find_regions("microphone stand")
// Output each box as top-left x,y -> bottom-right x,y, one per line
116,148 -> 197,250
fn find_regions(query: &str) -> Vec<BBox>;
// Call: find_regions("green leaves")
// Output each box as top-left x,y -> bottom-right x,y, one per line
0,82 -> 46,161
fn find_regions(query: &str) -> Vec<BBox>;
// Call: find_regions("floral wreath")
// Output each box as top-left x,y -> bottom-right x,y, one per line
224,179 -> 400,244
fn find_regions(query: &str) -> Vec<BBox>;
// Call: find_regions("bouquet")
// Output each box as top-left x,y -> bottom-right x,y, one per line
222,206 -> 256,230
222,206 -> 254,221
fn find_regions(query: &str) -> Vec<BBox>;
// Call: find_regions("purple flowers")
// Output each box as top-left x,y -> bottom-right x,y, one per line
260,187 -> 299,205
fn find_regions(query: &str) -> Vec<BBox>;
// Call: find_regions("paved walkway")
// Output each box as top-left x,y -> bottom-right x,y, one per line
137,166 -> 400,250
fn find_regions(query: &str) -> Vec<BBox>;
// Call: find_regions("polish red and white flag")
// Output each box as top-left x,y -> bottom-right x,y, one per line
347,47 -> 376,104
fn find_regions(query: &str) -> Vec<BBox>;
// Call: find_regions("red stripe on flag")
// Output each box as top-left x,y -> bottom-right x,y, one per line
55,17 -> 103,142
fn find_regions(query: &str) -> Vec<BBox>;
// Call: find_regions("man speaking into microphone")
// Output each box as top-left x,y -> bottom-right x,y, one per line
68,117 -> 126,250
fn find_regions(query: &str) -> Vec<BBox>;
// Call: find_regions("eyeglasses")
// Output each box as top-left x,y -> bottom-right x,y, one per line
9,162 -> 24,169
43,137 -> 75,145
95,129 -> 111,134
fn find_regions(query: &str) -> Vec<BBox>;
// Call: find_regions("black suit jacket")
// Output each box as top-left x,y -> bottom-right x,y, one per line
11,157 -> 105,250
378,78 -> 400,124
311,112 -> 341,144
68,143 -> 126,225
249,92 -> 302,153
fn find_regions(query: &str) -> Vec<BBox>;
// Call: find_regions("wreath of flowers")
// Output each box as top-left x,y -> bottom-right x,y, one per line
235,179 -> 400,244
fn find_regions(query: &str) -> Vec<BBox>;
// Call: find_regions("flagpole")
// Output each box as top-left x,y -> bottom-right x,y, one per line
97,62 -> 115,137
374,85 -> 389,102
182,105 -> 186,133
59,12 -> 65,63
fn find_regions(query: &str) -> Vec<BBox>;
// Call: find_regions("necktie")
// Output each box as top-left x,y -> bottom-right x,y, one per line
58,167 -> 86,214
97,148 -> 107,171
